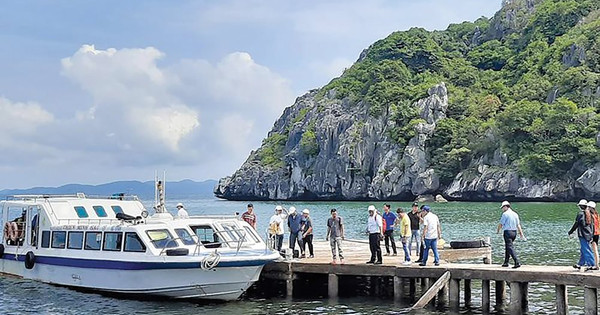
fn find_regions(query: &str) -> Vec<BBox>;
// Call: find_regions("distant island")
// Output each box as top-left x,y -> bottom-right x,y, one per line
1,179 -> 217,200
215,0 -> 600,202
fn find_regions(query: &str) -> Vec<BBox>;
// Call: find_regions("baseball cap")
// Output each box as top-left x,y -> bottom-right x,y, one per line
247,203 -> 253,207
422,205 -> 431,212
588,201 -> 597,209
412,202 -> 419,207
578,199 -> 588,206
302,209 -> 310,214
275,205 -> 283,211
368,205 -> 376,212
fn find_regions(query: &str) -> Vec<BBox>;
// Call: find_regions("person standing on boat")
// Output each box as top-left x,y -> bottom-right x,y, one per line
419,206 -> 441,266
589,201 -> 600,270
176,203 -> 189,219
242,203 -> 257,229
287,207 -> 304,258
300,209 -> 314,258
382,204 -> 398,256
569,200 -> 596,270
366,205 -> 383,265
326,208 -> 345,264
408,202 -> 422,258
396,208 -> 412,265
497,201 -> 525,269
269,206 -> 286,252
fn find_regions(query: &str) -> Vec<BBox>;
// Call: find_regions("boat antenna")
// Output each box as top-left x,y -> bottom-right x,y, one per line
155,172 -> 167,213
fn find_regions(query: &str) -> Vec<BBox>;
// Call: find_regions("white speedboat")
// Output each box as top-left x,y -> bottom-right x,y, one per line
0,182 -> 279,300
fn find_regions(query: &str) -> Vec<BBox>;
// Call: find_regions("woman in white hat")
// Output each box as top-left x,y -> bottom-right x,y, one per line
568,199 -> 595,270
300,209 -> 313,258
176,203 -> 189,219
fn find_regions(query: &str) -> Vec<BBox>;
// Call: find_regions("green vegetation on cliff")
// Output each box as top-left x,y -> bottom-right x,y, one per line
314,0 -> 600,183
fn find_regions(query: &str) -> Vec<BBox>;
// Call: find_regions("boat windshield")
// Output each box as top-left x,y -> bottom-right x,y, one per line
146,229 -> 177,249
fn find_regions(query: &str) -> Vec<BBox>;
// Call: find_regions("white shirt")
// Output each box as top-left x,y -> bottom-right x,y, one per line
269,214 -> 285,235
423,212 -> 440,239
177,208 -> 189,219
367,214 -> 383,234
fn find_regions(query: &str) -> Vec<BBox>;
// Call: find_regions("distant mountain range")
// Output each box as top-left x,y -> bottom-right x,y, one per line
0,179 -> 217,200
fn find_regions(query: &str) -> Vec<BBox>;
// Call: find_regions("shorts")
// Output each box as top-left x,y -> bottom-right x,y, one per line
594,235 -> 599,244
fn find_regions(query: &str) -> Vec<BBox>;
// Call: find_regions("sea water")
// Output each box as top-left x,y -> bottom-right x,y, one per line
0,199 -> 589,314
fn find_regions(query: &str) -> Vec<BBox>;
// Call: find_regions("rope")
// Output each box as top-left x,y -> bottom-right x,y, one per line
200,250 -> 221,270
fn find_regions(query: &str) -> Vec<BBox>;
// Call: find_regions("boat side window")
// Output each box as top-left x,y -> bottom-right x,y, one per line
244,226 -> 260,243
67,231 -> 84,249
41,231 -> 51,248
92,206 -> 108,217
103,232 -> 123,251
84,232 -> 102,250
51,231 -> 67,249
190,225 -> 221,248
74,206 -> 89,218
124,232 -> 146,252
221,223 -> 244,241
146,229 -> 177,249
174,228 -> 196,245
111,206 -> 124,215
5,206 -> 27,246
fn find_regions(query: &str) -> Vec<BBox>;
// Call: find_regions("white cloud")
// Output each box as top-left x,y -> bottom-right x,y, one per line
0,97 -> 53,137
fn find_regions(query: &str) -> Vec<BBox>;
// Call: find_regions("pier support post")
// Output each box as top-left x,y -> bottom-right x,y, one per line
409,278 -> 416,298
449,278 -> 460,311
286,279 -> 293,298
483,237 -> 492,264
482,280 -> 490,313
421,277 -> 429,291
584,287 -> 597,315
328,274 -> 338,298
555,284 -> 568,315
393,276 -> 402,302
464,279 -> 472,308
495,280 -> 506,307
509,282 -> 528,313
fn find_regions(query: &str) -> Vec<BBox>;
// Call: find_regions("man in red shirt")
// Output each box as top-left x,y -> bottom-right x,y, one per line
242,204 -> 257,229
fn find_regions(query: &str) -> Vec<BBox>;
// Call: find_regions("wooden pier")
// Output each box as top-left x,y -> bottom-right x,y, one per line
255,240 -> 600,314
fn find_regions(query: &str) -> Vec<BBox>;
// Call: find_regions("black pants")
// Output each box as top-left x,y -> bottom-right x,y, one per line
369,233 -> 382,262
384,230 -> 397,254
417,243 -> 424,261
302,234 -> 314,256
289,232 -> 304,253
503,230 -> 519,265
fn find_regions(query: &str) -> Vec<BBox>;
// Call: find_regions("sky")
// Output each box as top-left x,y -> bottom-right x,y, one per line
0,0 -> 502,189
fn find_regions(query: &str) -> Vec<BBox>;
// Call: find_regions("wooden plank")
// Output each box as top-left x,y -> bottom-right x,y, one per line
411,271 -> 451,310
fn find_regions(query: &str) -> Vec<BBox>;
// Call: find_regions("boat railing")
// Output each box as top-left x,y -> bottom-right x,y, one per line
4,193 -> 140,201
186,215 -> 239,220
55,218 -> 122,226
158,228 -> 252,256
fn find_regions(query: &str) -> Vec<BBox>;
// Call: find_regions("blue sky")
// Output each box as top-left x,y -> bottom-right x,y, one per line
0,0 -> 501,188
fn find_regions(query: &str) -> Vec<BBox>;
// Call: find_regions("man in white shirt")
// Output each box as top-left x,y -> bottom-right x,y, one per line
419,205 -> 441,266
176,203 -> 189,219
269,206 -> 286,252
366,205 -> 383,264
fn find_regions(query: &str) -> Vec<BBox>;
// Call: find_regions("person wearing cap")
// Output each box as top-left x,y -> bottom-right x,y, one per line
300,209 -> 314,258
408,202 -> 422,258
326,208 -> 345,264
176,203 -> 189,219
382,204 -> 398,256
366,205 -> 383,264
569,199 -> 595,270
497,201 -> 525,268
287,206 -> 304,257
241,204 -> 257,229
269,206 -> 286,252
419,205 -> 441,266
588,201 -> 600,270
396,208 -> 412,265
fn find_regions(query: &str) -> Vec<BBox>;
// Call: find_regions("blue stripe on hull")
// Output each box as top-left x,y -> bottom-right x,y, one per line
1,253 -> 272,270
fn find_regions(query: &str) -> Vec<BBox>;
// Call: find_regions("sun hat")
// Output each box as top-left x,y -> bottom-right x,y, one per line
302,209 -> 310,214
275,205 -> 283,211
578,199 -> 588,206
176,203 -> 184,208
501,201 -> 510,208
588,201 -> 597,209
289,206 -> 296,213
368,205 -> 376,212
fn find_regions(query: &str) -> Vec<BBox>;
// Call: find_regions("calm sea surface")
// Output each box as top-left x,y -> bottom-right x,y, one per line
0,199 -> 592,314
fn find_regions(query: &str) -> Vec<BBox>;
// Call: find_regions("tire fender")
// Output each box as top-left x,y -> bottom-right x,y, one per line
24,251 -> 36,269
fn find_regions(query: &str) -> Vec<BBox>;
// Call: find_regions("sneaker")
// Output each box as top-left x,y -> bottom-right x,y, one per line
415,259 -> 423,263
374,261 -> 383,265
366,261 -> 375,264
501,264 -> 509,267
392,253 -> 397,256
300,254 -> 306,259
585,266 -> 599,271
402,261 -> 411,265
434,262 -> 440,266
512,264 -> 521,269
573,264 -> 581,269
384,253 -> 390,256
419,263 -> 426,266
309,255 -> 314,258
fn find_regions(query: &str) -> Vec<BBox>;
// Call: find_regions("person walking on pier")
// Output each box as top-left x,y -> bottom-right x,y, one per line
326,208 -> 345,264
397,208 -> 412,265
241,203 -> 257,229
419,205 -> 441,266
269,206 -> 286,252
366,205 -> 383,265
382,204 -> 397,256
589,201 -> 600,270
497,201 -> 525,269
300,209 -> 314,258
408,202 -> 422,258
287,206 -> 304,258
569,199 -> 595,270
